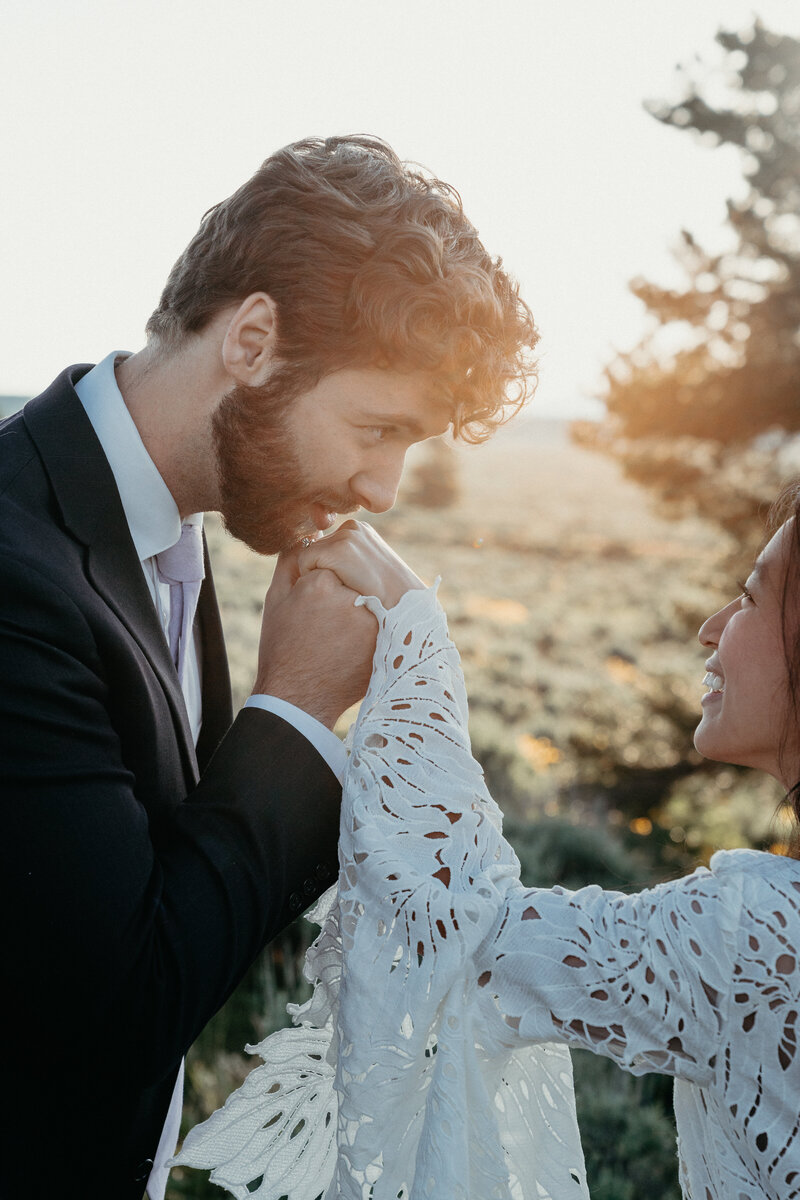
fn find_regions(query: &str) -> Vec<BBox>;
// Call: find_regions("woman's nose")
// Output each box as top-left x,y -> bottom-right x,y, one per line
698,598 -> 738,647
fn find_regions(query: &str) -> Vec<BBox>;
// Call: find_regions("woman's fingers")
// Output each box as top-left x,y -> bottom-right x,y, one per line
296,521 -> 425,608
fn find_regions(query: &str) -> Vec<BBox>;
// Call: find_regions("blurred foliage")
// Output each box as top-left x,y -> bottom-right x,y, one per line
175,432 -> 765,1197
579,20 -> 800,555
508,815 -> 674,894
402,435 -> 461,509
659,766 -> 788,857
565,24 -> 800,1191
171,44 -> 800,1174
572,1053 -> 681,1200
510,818 -> 682,1198
169,922 -> 314,1199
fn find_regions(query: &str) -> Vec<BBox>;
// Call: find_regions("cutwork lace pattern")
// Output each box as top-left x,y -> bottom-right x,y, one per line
478,855 -> 800,1198
175,586 -> 588,1198
176,586 -> 800,1200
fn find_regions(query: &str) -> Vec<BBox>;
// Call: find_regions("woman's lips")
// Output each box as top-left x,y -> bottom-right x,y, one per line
701,669 -> 724,707
700,663 -> 724,707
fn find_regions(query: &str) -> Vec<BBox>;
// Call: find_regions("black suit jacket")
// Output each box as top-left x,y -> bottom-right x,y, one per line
0,367 -> 341,1198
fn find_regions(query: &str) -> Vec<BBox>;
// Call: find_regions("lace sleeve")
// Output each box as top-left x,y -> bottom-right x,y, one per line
174,584 -> 589,1198
474,868 -> 740,1084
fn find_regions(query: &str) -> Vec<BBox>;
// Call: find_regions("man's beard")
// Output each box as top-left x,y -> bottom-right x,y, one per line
211,371 -> 356,555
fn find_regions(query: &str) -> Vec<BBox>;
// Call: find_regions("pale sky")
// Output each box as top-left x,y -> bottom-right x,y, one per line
2,0 -> 799,415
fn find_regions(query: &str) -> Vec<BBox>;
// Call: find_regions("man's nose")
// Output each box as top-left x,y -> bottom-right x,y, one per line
351,460 -> 405,514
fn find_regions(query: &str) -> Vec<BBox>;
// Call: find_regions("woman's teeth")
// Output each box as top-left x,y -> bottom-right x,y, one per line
703,671 -> 724,693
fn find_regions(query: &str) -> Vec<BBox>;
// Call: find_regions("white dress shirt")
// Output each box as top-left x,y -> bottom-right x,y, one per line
74,351 -> 347,1198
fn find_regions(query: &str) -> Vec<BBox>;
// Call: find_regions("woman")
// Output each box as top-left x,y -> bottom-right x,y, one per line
177,497 -> 800,1200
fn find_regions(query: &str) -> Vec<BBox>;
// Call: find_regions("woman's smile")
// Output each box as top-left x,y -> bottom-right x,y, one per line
695,520 -> 796,784
701,657 -> 725,704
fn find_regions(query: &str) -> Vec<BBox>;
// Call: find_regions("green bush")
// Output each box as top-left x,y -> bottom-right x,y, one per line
506,815 -> 656,893
573,1051 -> 681,1200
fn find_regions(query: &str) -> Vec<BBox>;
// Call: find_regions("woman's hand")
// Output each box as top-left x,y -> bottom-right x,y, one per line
254,555 -> 378,728
295,520 -> 425,609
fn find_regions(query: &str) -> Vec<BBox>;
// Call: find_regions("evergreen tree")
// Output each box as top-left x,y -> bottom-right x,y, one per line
584,21 -> 800,545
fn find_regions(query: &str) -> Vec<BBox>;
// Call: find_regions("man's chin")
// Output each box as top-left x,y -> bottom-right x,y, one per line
218,489 -> 346,555
219,508 -> 304,557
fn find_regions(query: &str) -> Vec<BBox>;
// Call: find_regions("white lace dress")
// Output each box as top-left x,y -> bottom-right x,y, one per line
175,586 -> 800,1200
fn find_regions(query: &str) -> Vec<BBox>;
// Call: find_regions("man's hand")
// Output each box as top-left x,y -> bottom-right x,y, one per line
253,554 -> 378,729
296,520 -> 425,609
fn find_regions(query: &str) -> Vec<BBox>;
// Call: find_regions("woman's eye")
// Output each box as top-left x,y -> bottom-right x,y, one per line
736,579 -> 754,605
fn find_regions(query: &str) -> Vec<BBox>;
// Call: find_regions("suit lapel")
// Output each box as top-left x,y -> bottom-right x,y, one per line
22,367 -> 200,786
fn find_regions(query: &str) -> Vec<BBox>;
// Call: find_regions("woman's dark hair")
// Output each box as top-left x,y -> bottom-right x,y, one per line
146,135 -> 538,441
766,482 -> 800,828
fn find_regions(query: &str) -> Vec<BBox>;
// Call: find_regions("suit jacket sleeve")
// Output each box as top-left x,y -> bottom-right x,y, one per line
0,552 -> 341,1087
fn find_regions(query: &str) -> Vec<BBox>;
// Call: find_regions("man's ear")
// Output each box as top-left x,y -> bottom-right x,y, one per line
221,293 -> 279,384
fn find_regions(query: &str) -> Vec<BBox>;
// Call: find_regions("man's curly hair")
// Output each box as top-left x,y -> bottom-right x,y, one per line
146,135 -> 538,440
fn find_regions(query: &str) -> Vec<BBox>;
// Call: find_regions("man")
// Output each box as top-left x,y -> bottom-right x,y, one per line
0,135 -> 536,1198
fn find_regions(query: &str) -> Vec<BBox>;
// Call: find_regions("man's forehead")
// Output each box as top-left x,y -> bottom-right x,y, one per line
357,376 -> 453,437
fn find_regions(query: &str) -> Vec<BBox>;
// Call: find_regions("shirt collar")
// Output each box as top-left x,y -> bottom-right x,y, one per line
74,351 -> 202,560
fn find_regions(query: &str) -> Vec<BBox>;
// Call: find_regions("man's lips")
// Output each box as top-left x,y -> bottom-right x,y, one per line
311,508 -> 337,531
309,500 -> 360,531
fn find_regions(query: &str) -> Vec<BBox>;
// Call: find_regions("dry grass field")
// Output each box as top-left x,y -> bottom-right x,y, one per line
173,422 -> 788,1200
206,418 -> 786,859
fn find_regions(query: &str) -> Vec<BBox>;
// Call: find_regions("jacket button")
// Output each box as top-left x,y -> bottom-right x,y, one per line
315,862 -> 331,882
133,1158 -> 154,1183
288,892 -> 302,912
303,878 -> 316,897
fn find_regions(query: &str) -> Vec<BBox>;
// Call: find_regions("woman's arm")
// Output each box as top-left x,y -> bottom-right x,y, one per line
474,866 -> 740,1085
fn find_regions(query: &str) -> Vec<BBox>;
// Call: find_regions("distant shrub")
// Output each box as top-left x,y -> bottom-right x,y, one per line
503,816 -> 684,1199
658,767 -> 787,857
403,436 -> 460,508
573,1051 -> 681,1200
505,815 -> 656,893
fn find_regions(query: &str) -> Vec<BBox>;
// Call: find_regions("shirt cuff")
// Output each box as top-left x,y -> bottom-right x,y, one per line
244,695 -> 347,785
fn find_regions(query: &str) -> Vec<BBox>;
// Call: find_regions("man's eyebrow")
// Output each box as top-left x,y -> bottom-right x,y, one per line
361,412 -> 427,438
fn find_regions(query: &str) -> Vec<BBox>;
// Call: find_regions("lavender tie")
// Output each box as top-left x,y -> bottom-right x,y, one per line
155,522 -> 205,687
148,523 -> 204,1200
